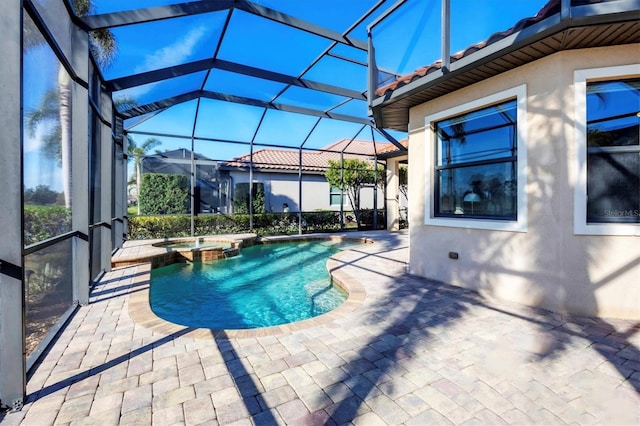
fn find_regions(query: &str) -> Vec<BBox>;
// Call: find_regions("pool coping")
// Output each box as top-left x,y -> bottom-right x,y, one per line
123,235 -> 371,339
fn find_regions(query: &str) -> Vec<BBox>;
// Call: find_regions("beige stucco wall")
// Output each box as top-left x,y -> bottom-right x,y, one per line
230,171 -> 385,213
407,44 -> 640,319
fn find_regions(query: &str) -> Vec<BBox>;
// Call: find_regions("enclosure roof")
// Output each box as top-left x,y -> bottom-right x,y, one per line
72,0 -> 409,157
371,0 -> 640,131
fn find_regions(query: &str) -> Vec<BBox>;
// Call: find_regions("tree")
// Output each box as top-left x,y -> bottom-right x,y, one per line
325,158 -> 384,226
24,185 -> 61,205
127,136 -> 162,214
24,0 -> 116,208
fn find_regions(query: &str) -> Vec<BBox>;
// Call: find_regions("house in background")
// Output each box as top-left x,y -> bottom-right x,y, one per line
221,139 -> 393,213
371,0 -> 639,319
137,140 -> 403,216
141,148 -> 232,214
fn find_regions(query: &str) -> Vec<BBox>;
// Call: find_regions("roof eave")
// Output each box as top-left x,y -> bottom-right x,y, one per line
371,3 -> 640,131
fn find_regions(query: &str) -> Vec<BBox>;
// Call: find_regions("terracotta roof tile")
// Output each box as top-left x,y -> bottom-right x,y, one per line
377,138 -> 408,154
222,139 -> 393,172
375,0 -> 562,97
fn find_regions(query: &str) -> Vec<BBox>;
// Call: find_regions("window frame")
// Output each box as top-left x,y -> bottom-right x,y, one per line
329,185 -> 343,206
573,65 -> 640,236
424,85 -> 528,232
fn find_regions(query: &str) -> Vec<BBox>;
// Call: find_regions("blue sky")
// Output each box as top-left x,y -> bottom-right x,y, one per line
112,1 -> 547,160
24,0 -> 549,191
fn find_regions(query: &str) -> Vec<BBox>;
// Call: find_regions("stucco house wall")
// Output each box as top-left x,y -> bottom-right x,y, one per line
229,170 -> 383,213
407,44 -> 639,319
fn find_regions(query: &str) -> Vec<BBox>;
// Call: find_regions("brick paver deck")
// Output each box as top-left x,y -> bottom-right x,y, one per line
2,230 -> 639,425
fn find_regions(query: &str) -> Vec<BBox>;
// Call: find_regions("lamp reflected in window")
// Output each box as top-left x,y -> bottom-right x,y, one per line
463,192 -> 481,214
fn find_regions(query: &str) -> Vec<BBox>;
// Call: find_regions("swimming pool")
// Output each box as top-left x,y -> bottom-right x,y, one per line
160,241 -> 230,249
150,240 -> 357,329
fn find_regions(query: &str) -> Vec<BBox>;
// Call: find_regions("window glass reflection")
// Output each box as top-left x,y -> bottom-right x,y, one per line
23,13 -> 72,246
438,163 -> 517,218
435,99 -> 518,219
437,101 -> 516,166
25,238 -> 74,358
586,78 -> 640,223
587,79 -> 639,146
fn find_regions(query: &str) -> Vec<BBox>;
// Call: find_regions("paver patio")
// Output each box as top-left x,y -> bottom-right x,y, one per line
2,230 -> 639,425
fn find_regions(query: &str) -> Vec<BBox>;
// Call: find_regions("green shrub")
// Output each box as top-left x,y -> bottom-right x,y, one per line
127,211 -> 361,240
358,209 -> 386,230
127,215 -> 191,239
24,185 -> 63,205
303,210 -> 341,232
24,205 -> 72,246
139,173 -> 189,215
233,183 -> 265,214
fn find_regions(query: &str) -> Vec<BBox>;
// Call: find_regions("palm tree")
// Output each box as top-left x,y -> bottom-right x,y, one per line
127,136 -> 162,214
24,0 -> 116,208
25,90 -> 63,161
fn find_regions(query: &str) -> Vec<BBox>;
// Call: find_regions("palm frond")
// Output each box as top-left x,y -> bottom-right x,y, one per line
24,89 -> 60,137
114,96 -> 139,112
90,29 -> 117,68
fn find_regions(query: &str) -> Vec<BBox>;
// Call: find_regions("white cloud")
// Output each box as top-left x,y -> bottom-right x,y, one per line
23,122 -> 54,153
134,25 -> 209,74
119,26 -> 209,102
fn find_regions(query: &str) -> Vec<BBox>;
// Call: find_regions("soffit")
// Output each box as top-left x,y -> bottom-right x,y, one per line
371,0 -> 640,131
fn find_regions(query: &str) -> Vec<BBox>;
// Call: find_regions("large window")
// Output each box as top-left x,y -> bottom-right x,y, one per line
435,99 -> 517,219
23,13 -> 73,246
586,79 -> 639,223
425,86 -> 527,232
574,66 -> 640,235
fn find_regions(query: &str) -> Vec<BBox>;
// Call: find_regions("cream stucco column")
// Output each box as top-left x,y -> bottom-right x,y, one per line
386,158 -> 401,231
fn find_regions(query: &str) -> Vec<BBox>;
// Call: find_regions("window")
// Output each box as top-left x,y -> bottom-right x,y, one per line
586,79 -> 639,223
574,66 -> 640,235
329,186 -> 343,206
425,86 -> 527,232
435,99 -> 517,219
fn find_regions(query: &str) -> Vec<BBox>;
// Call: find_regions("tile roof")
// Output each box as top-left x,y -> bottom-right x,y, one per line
377,138 -> 408,154
222,139 -> 392,173
375,0 -> 561,97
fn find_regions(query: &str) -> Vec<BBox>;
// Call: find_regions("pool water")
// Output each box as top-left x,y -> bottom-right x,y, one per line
150,240 -> 357,329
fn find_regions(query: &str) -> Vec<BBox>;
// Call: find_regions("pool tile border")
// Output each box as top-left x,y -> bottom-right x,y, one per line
125,236 -> 370,339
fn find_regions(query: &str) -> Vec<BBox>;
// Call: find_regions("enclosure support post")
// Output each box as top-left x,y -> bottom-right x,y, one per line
441,0 -> 450,73
298,147 -> 303,235
0,0 -> 25,410
190,99 -> 202,238
249,141 -> 254,232
99,89 -> 114,273
113,116 -> 126,249
71,23 -> 90,304
339,152 -> 345,231
190,140 -> 195,236
373,157 -> 378,230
